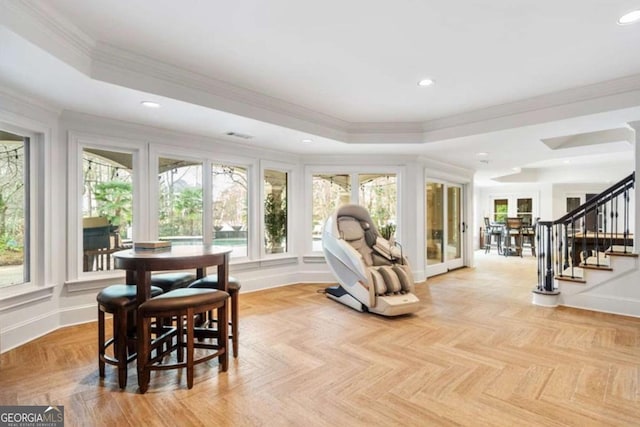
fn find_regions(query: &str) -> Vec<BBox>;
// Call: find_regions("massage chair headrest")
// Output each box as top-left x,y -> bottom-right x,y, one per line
338,216 -> 365,241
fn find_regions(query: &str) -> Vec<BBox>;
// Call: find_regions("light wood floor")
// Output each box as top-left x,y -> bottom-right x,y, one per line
1,252 -> 640,426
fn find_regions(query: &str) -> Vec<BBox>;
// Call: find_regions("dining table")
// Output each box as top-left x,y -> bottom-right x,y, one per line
113,244 -> 232,386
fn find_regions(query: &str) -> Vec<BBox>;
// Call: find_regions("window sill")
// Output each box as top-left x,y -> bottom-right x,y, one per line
302,253 -> 326,264
231,255 -> 298,272
0,283 -> 56,312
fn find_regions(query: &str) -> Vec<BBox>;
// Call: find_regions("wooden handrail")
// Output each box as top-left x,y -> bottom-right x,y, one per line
555,173 -> 634,225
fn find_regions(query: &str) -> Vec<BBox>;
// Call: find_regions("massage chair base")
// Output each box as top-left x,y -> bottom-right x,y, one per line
326,285 -> 366,312
325,285 -> 420,316
369,293 -> 420,316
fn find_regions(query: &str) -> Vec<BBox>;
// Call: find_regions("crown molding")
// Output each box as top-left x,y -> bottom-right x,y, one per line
344,122 -> 424,143
419,157 -> 474,180
1,0 -> 94,75
0,87 -> 62,119
59,110 -> 301,162
91,42 -> 349,139
424,74 -> 640,132
424,88 -> 640,145
6,0 -> 640,146
301,153 -> 415,165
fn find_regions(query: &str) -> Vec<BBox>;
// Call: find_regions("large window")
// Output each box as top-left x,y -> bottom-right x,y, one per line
82,148 -> 133,272
566,197 -> 581,213
311,172 -> 399,251
212,164 -> 248,258
359,174 -> 397,236
312,174 -> 351,251
517,198 -> 533,225
264,169 -> 288,254
493,199 -> 508,223
0,131 -> 29,287
158,158 -> 203,244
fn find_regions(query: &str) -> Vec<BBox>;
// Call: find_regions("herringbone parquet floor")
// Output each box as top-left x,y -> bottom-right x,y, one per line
1,252 -> 639,426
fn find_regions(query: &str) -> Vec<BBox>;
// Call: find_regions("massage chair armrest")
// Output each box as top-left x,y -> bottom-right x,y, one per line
373,237 -> 403,261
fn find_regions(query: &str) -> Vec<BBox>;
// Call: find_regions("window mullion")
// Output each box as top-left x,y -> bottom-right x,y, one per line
202,160 -> 212,245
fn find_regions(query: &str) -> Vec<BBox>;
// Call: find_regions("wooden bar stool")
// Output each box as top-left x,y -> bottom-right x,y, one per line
188,274 -> 241,357
137,288 -> 229,393
97,284 -> 163,389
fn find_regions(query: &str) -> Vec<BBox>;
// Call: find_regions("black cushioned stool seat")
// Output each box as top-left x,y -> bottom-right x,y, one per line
137,288 -> 230,393
188,274 -> 241,357
150,272 -> 196,292
97,284 -> 163,389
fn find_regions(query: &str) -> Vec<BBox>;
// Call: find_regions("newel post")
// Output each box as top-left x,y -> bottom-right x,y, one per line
532,220 -> 560,307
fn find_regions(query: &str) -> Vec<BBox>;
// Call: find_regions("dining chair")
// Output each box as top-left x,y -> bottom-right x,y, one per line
483,217 -> 503,254
503,217 -> 523,257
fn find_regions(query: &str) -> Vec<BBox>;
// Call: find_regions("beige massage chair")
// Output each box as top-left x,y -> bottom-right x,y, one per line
321,204 -> 419,316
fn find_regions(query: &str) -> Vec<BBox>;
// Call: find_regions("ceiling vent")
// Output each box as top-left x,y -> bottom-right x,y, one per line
225,131 -> 253,140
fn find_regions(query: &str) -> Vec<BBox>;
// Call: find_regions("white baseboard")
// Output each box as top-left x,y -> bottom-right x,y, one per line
0,272 -> 336,353
58,303 -> 97,326
561,293 -> 640,318
1,309 -> 59,353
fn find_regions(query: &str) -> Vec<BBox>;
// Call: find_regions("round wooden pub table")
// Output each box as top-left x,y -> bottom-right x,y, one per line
113,245 -> 232,387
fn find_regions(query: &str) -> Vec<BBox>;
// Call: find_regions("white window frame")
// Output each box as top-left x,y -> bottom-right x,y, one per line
68,132 -> 147,280
260,160 -> 295,257
305,165 -> 402,254
148,147 -> 209,244
0,123 -> 41,291
149,144 -> 256,262
489,192 -> 539,223
209,158 -> 255,262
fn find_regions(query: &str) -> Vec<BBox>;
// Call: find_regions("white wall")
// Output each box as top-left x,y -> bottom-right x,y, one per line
551,183 -> 609,219
551,182 -> 635,234
0,94 -> 476,352
0,89 -> 64,353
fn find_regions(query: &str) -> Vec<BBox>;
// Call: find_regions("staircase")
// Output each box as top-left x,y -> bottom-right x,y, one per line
533,173 -> 639,314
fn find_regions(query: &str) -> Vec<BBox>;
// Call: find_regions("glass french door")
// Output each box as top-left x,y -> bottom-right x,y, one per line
426,181 -> 465,276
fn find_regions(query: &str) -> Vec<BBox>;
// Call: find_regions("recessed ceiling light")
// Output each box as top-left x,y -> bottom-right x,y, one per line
417,78 -> 435,87
141,101 -> 161,108
476,152 -> 489,156
618,9 -> 640,25
301,138 -> 313,143
563,160 -> 571,164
